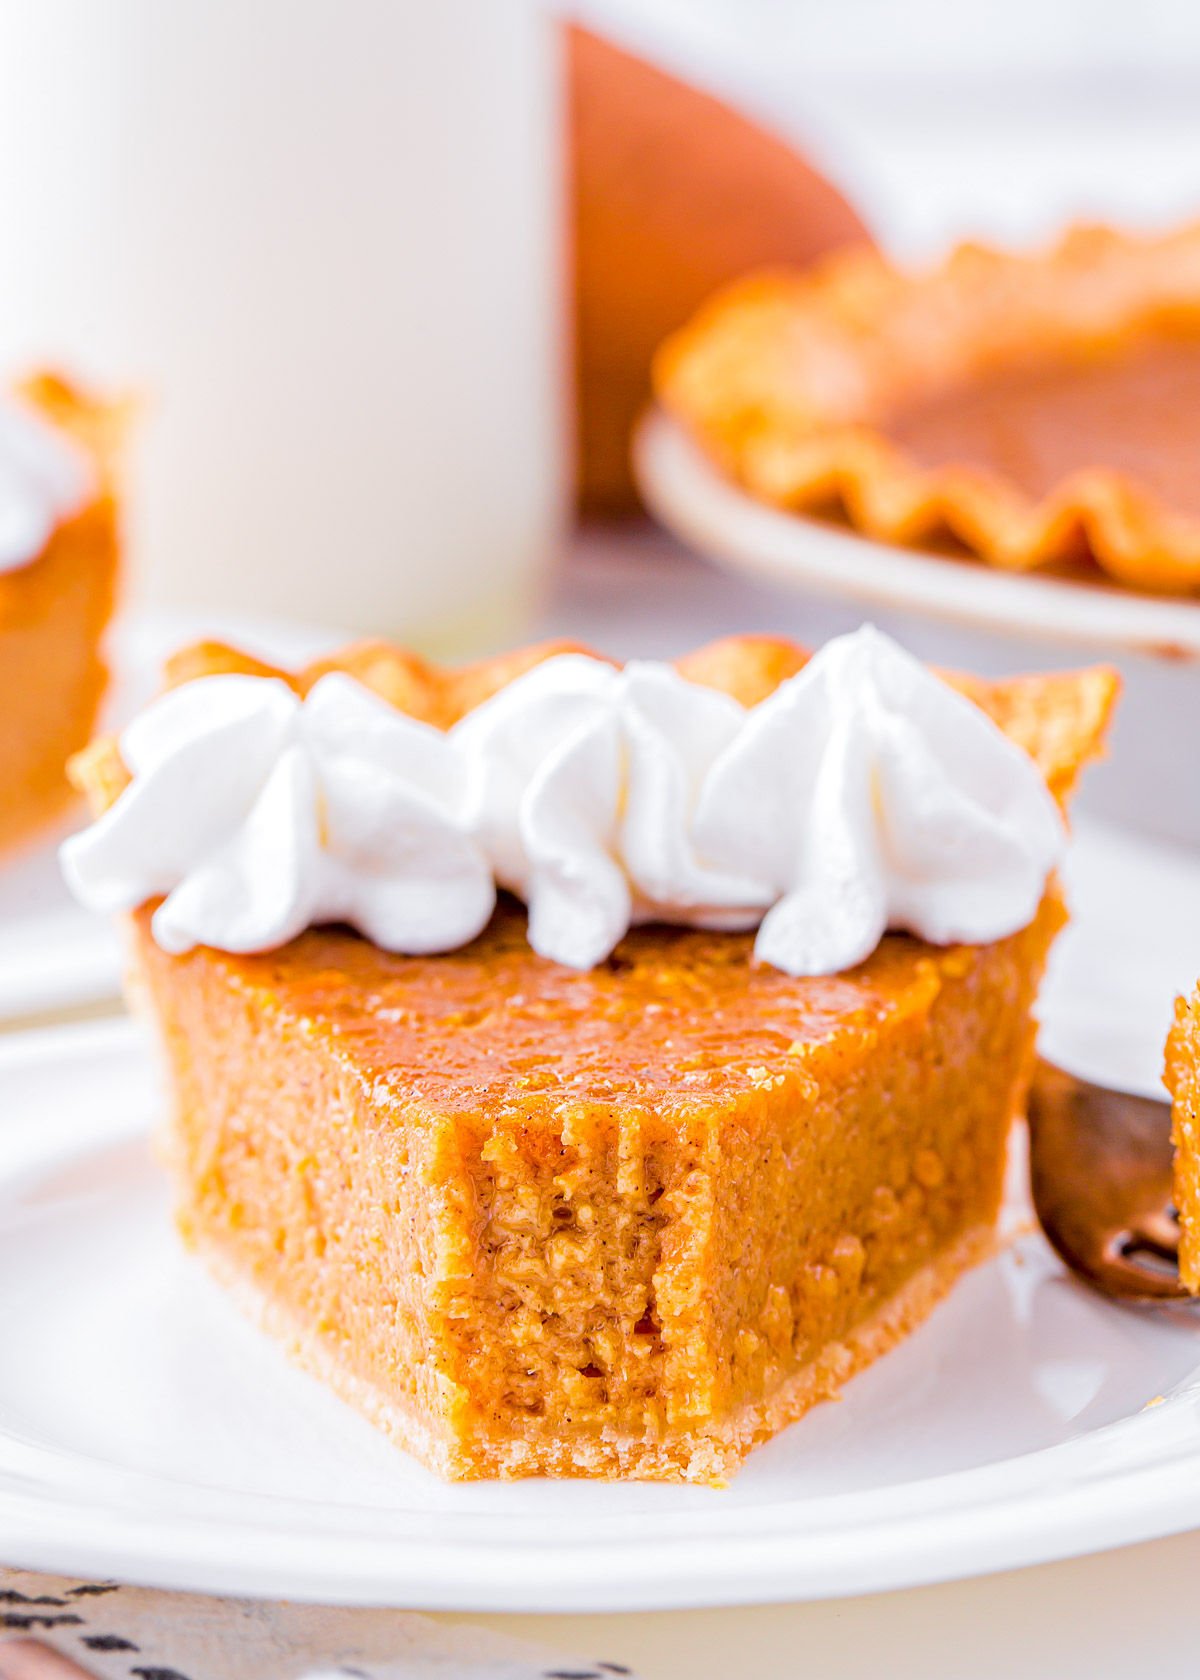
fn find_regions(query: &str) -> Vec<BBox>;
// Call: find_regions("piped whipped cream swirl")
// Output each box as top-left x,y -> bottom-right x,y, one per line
61,628 -> 1066,975
62,673 -> 495,957
0,396 -> 94,571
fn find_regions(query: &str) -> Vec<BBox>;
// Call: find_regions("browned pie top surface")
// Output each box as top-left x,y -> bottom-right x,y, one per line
886,336 -> 1200,514
190,897 -> 979,1123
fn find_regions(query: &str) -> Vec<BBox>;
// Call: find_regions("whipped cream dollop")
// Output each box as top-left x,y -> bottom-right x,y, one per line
0,396 -> 94,571
62,673 -> 496,957
61,628 -> 1066,975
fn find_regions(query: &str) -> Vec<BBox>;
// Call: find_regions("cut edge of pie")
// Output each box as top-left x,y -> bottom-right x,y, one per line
0,372 -> 124,856
71,636 -> 1119,1483
1167,982 -> 1200,1292
654,221 -> 1200,593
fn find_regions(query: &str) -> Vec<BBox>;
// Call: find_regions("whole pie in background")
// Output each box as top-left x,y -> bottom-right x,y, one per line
655,222 -> 1200,593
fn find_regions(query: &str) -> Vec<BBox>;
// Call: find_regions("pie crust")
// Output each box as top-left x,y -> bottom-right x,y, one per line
655,222 -> 1200,593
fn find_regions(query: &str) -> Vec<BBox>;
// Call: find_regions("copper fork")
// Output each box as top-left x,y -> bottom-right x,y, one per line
1028,1059 -> 1192,1301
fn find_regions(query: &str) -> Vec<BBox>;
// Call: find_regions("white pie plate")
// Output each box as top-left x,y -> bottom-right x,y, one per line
0,821 -> 1199,1611
634,410 -> 1200,849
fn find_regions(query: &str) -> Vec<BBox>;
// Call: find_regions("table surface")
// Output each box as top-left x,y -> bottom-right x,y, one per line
444,1526 -> 1200,1678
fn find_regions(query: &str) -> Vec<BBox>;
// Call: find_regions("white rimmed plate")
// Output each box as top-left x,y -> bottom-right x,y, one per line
634,410 -> 1200,848
0,820 -> 1198,1610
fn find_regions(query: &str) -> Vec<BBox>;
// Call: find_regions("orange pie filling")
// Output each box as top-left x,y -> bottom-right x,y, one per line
68,635 -> 1117,1481
884,334 -> 1200,516
0,375 -> 122,858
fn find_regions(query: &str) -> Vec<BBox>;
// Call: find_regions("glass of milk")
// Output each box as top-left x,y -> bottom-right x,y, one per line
0,0 -> 564,650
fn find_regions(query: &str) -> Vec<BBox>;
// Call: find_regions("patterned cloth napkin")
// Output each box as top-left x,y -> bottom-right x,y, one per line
0,1569 -> 637,1680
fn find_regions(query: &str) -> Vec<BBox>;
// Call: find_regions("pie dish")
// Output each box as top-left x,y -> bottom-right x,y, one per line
70,635 -> 1116,1483
1167,982 -> 1200,1291
654,221 -> 1200,593
0,373 -> 121,858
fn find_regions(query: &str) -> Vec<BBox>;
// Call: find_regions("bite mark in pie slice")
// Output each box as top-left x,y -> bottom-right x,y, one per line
72,636 -> 1117,1482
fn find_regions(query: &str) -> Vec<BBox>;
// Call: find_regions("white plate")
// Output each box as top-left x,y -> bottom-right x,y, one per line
0,818 -> 124,1019
1043,820 -> 1200,1098
634,411 -> 1200,848
0,823 -> 1198,1611
0,611 -> 345,1022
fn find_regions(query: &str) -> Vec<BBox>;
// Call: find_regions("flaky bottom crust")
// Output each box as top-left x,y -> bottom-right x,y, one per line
191,1220 -> 996,1485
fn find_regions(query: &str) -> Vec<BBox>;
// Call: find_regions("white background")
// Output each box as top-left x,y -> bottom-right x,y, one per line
578,0 -> 1200,258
